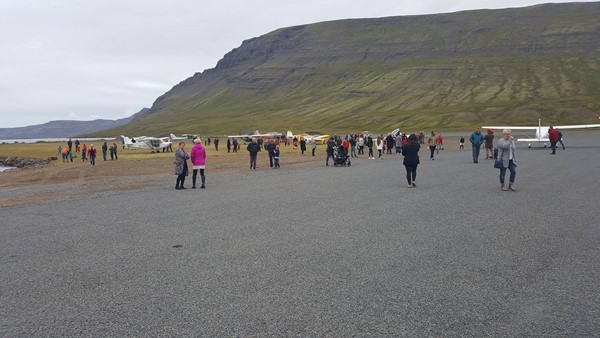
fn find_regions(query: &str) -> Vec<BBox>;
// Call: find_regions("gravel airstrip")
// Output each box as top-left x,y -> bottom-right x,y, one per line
1,132 -> 599,337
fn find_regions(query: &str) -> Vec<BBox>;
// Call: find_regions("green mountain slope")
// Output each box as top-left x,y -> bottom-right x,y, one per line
96,2 -> 600,136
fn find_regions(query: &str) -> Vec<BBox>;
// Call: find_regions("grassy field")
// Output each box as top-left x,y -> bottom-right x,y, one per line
0,139 -> 329,161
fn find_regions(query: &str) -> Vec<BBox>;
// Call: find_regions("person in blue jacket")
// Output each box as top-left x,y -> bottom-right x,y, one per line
469,128 -> 484,163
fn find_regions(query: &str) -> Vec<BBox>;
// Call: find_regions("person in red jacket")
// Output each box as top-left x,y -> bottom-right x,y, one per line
548,126 -> 559,155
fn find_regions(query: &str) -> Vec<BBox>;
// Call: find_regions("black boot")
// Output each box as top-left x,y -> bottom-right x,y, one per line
201,176 -> 205,189
192,176 -> 196,189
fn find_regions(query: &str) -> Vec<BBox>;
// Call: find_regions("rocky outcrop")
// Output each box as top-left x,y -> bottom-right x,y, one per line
0,156 -> 49,169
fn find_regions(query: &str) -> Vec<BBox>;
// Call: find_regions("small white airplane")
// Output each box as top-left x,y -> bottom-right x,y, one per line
483,118 -> 600,148
121,135 -> 172,152
169,133 -> 197,141
227,130 -> 282,142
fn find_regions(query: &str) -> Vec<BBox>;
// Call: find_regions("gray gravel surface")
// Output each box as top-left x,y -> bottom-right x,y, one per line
1,132 -> 599,337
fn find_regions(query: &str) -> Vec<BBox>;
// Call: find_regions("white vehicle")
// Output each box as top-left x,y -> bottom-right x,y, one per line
169,133 -> 197,141
121,135 -> 172,153
227,130 -> 282,142
483,118 -> 600,148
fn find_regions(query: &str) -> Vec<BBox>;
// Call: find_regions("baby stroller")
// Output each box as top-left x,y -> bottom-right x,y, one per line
333,147 -> 351,167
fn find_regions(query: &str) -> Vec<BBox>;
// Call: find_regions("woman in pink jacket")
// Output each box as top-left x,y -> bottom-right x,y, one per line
190,138 -> 207,189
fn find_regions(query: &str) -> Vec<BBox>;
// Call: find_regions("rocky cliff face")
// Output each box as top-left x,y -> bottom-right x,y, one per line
99,2 -> 600,135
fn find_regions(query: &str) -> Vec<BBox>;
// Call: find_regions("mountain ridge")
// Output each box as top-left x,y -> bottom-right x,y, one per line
0,108 -> 148,140
92,2 -> 600,136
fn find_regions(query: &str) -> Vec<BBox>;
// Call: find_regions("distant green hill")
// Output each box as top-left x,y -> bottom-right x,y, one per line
94,2 -> 600,137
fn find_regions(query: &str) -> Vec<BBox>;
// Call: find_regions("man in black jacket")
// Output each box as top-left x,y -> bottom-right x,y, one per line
266,139 -> 276,168
326,137 -> 335,166
247,138 -> 261,170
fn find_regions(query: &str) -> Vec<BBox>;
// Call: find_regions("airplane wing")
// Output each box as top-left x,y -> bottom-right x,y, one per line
553,124 -> 600,129
482,126 -> 538,130
517,138 -> 549,142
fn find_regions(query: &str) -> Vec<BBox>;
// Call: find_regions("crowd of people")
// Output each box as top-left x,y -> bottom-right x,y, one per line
172,129 -> 516,190
58,139 -> 118,166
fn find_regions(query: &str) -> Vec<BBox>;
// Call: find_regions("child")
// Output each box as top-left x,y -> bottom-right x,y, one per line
459,136 -> 465,150
273,146 -> 280,168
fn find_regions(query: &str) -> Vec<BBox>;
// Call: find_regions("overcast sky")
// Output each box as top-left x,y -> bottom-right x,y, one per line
0,0 -> 595,127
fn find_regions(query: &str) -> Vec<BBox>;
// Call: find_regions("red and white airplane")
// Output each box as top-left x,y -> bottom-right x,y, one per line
483,117 -> 600,148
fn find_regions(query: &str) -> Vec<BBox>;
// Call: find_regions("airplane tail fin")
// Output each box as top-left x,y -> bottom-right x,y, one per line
170,133 -> 177,139
286,130 -> 294,139
121,135 -> 133,146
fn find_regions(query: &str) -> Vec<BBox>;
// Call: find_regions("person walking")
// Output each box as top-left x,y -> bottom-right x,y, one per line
497,129 -> 517,191
174,142 -> 190,189
112,143 -> 118,160
427,131 -> 438,160
326,137 -> 335,166
436,134 -> 444,153
273,145 -> 281,168
395,134 -> 403,154
484,129 -> 495,159
367,135 -> 374,159
300,137 -> 307,155
109,144 -> 116,160
101,142 -> 108,161
247,137 -> 260,170
557,129 -> 565,150
402,134 -> 420,188
61,146 -> 69,163
88,144 -> 97,165
358,135 -> 365,155
310,138 -> 317,156
469,128 -> 484,163
386,134 -> 394,154
376,136 -> 384,159
349,136 -> 357,157
81,144 -> 87,161
190,138 -> 206,189
548,126 -> 559,154
267,139 -> 276,168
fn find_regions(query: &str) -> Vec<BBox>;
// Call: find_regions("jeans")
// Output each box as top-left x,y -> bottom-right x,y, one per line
429,146 -> 435,158
326,151 -> 334,165
472,145 -> 481,161
499,160 -> 516,185
550,142 -> 557,154
274,158 -> 280,168
404,164 -> 418,185
250,154 -> 257,169
102,150 -> 107,161
368,147 -> 373,158
351,146 -> 356,157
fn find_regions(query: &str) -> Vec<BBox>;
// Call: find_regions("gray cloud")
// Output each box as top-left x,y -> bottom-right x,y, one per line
0,0 -> 594,127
